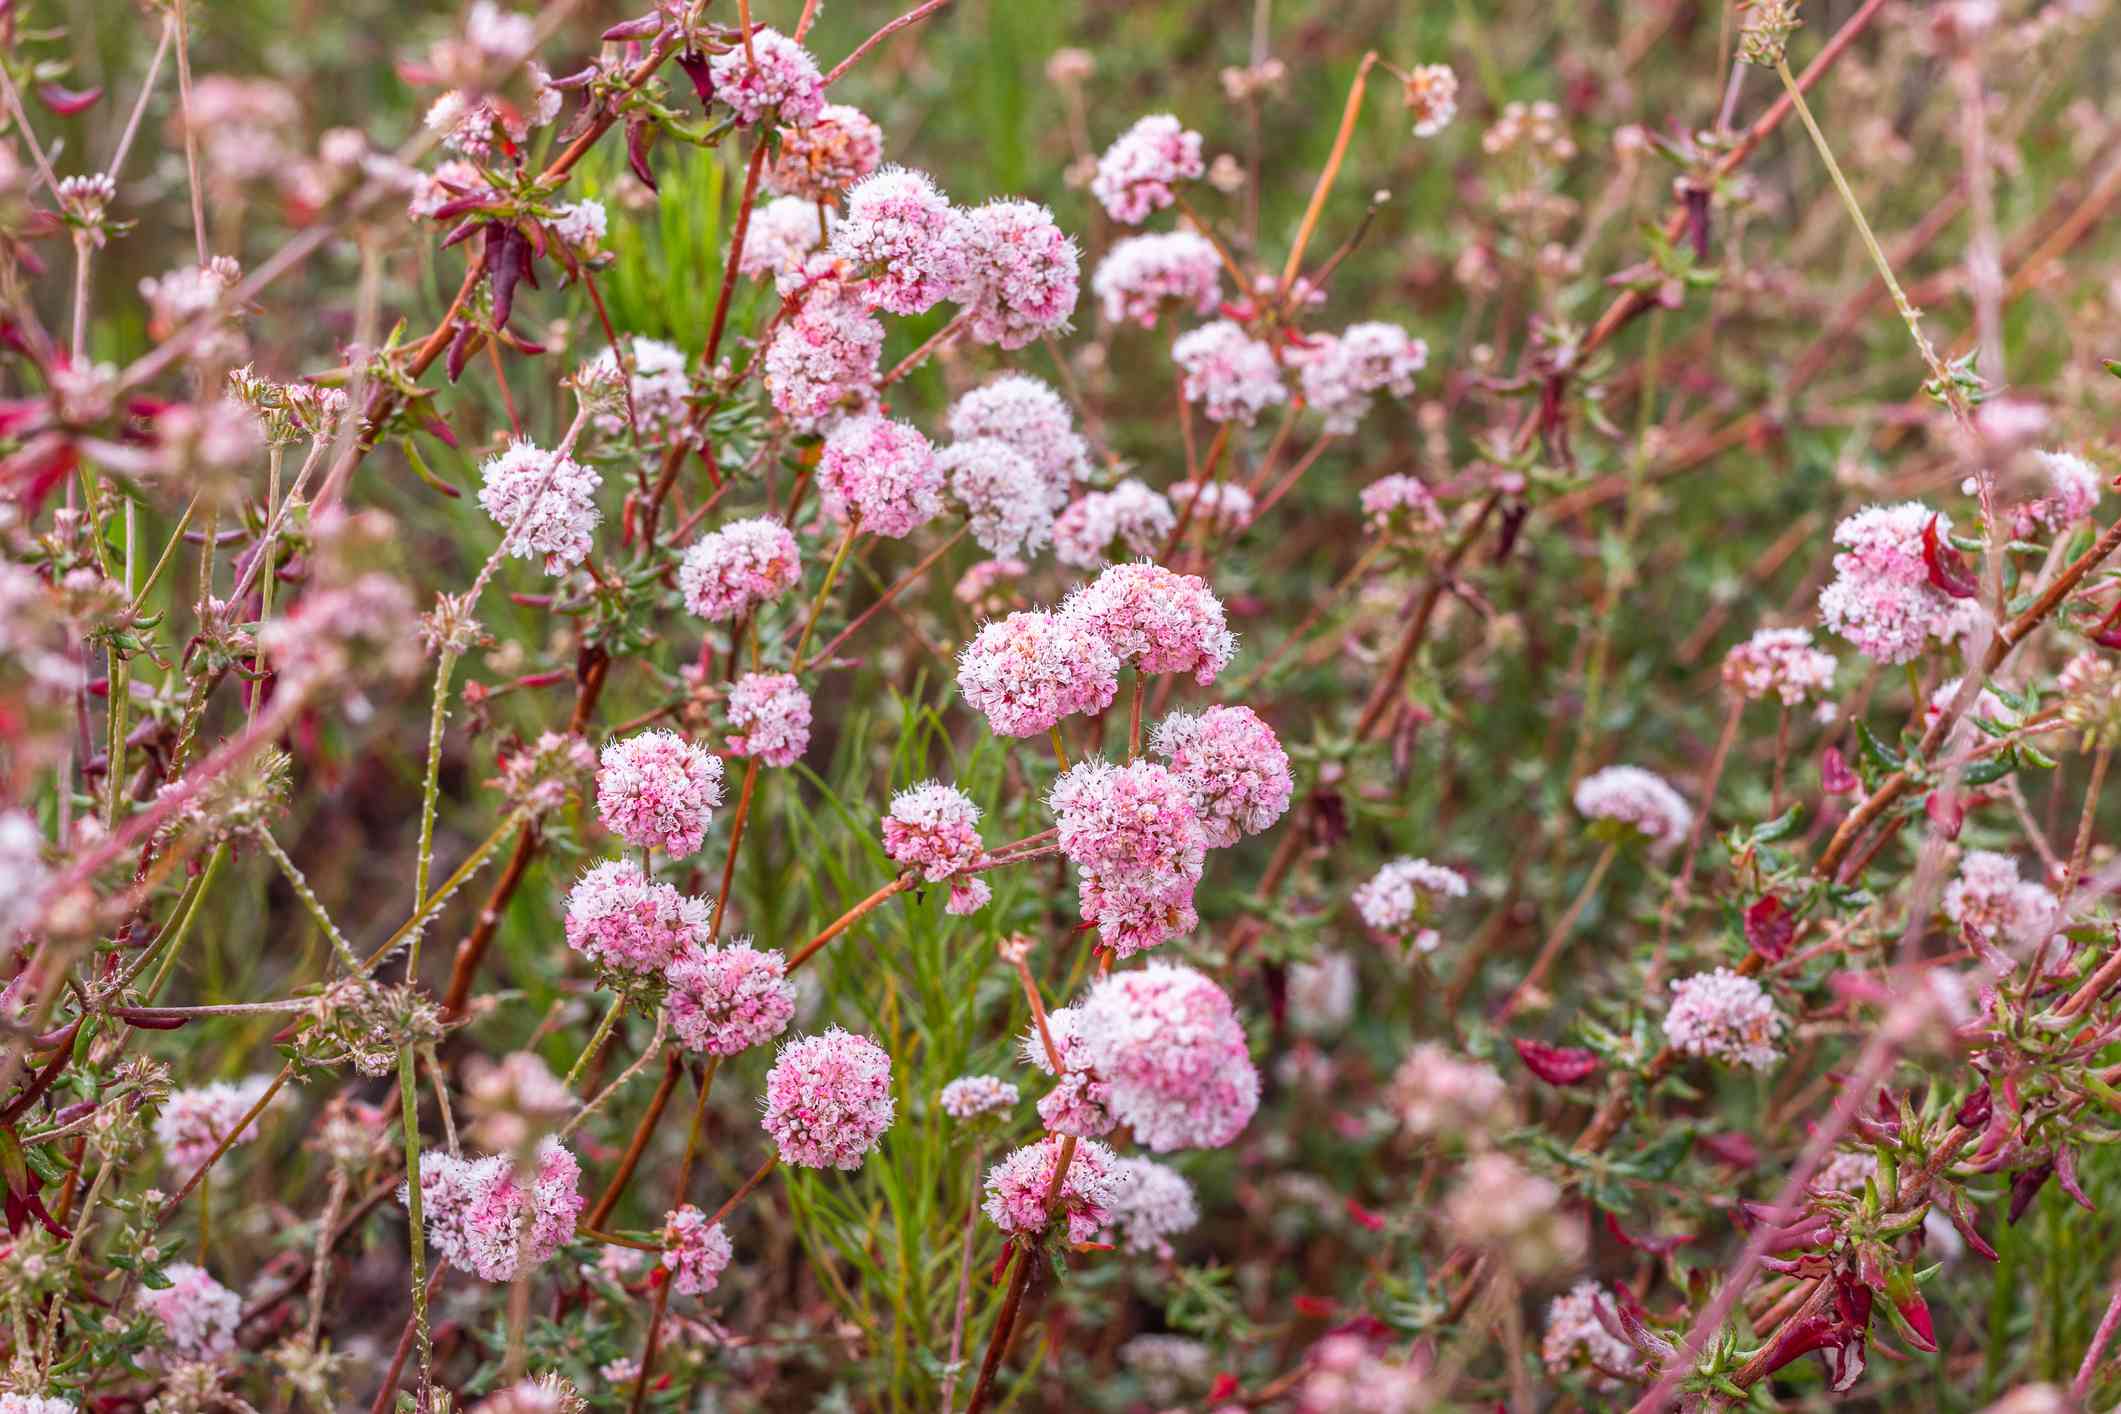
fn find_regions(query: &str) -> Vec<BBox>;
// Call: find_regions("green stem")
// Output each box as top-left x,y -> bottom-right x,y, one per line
791,515 -> 860,667
254,827 -> 361,973
143,844 -> 226,1003
398,1042 -> 433,1393
412,647 -> 460,965
564,993 -> 629,1091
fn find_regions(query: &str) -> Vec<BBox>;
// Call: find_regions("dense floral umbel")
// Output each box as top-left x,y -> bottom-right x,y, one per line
1943,850 -> 2057,949
760,1028 -> 896,1169
595,730 -> 725,857
1023,1006 -> 1116,1137
137,1263 -> 241,1363
1721,626 -> 1838,705
708,27 -> 825,128
1390,1043 -> 1512,1138
1090,113 -> 1205,224
153,1073 -> 275,1169
763,271 -> 884,430
1072,962 -> 1259,1150
1542,1280 -> 1643,1387
563,860 -> 709,974
816,415 -> 946,538
475,440 -> 602,573
1665,968 -> 1787,1070
725,672 -> 812,767
0,1396 -> 77,1414
829,167 -> 971,316
1053,481 -> 1176,568
766,102 -> 884,199
982,1135 -> 1120,1243
940,438 -> 1055,557
1171,319 -> 1288,426
1049,759 -> 1209,955
1092,231 -> 1223,328
938,1074 -> 1019,1119
678,517 -> 802,621
879,780 -> 985,881
1295,322 -> 1428,434
665,940 -> 797,1055
956,608 -> 1121,738
1061,561 -> 1236,683
1353,856 -> 1468,953
945,375 -> 1089,510
659,1204 -> 734,1296
739,195 -> 832,278
1572,763 -> 1691,850
404,1139 -> 586,1283
1152,705 -> 1292,847
957,200 -> 1080,349
1102,1156 -> 1199,1255
1817,502 -> 1967,665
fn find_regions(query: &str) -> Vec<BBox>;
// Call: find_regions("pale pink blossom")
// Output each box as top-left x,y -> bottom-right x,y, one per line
1052,480 -> 1176,567
1664,968 -> 1786,1070
1023,1007 -> 1116,1138
584,336 -> 695,448
954,557 -> 1029,616
1153,705 -> 1292,846
764,267 -> 884,431
666,940 -> 797,1056
1169,479 -> 1254,532
880,781 -> 984,881
1296,323 -> 1428,434
1091,114 -> 1205,224
1443,1153 -> 1584,1272
1061,562 -> 1235,684
1093,231 -> 1222,327
1361,473 -> 1443,536
1102,1156 -> 1199,1255
660,1204 -> 734,1296
1403,63 -> 1460,137
403,1138 -> 585,1283
708,28 -> 824,128
679,517 -> 801,621
476,439 -> 602,573
2021,449 -> 2103,532
957,609 -> 1121,738
937,1074 -> 1018,1119
1172,320 -> 1287,425
137,1262 -> 240,1363
766,103 -> 883,199
739,195 -> 833,278
1543,1281 -> 1643,1387
1049,760 -> 1209,956
596,730 -> 724,857
1817,502 -> 1964,665
761,1028 -> 896,1169
725,672 -> 811,767
1353,857 -> 1467,953
830,167 -> 972,315
154,1074 -> 275,1171
817,415 -> 945,538
983,1135 -> 1120,1243
1721,627 -> 1837,705
1287,950 -> 1358,1036
957,199 -> 1080,348
941,438 -> 1054,557
1297,1333 -> 1425,1414
946,375 -> 1088,509
1390,1043 -> 1511,1138
1943,850 -> 2057,948
1572,764 -> 1690,850
564,860 -> 709,974
1073,962 -> 1259,1151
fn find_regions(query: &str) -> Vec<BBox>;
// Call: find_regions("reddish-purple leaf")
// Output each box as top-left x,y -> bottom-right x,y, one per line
445,322 -> 477,383
1822,745 -> 1858,794
676,50 -> 715,106
2009,1161 -> 2054,1224
1892,1289 -> 1938,1353
1956,1085 -> 1992,1131
1603,1211 -> 1694,1255
601,13 -> 664,40
1699,1131 -> 1759,1169
36,82 -> 102,116
1513,1036 -> 1599,1086
1744,895 -> 1794,961
1922,514 -> 1979,599
626,114 -> 659,191
1925,788 -> 1965,839
2056,1147 -> 2097,1212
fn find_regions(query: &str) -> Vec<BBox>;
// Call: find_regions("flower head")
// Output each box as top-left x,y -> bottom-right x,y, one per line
829,167 -> 972,315
708,28 -> 824,128
476,439 -> 602,573
584,336 -> 695,448
1287,949 -> 1357,1036
1152,705 -> 1292,847
666,940 -> 797,1055
957,609 -> 1120,738
954,199 -> 1079,348
938,1074 -> 1018,1120
1049,759 -> 1210,956
679,517 -> 801,621
761,1028 -> 896,1169
1443,1153 -> 1584,1273
596,730 -> 725,857
1573,765 -> 1690,851
982,1135 -> 1120,1242
725,672 -> 811,767
1172,320 -> 1288,426
154,1074 -> 277,1171
764,272 -> 884,431
1102,1156 -> 1199,1255
1092,231 -> 1223,328
1052,481 -> 1176,568
1817,502 -> 1965,665
880,781 -> 984,881
1944,849 -> 2056,949
941,438 -> 1055,557
404,1138 -> 585,1283
766,102 -> 883,199
138,1263 -> 240,1363
1353,857 -> 1468,953
947,376 -> 1088,509
1061,562 -> 1235,684
1073,962 -> 1259,1150
1390,1042 -> 1511,1138
1169,479 -> 1254,532
1091,114 -> 1205,224
2019,449 -> 2103,534
1402,64 -> 1460,137
1722,627 -> 1837,705
739,194 -> 833,279
1361,473 -> 1444,537
1664,968 -> 1786,1070
563,859 -> 709,974
817,415 -> 945,539
1543,1280 -> 1643,1387
1296,323 -> 1428,434
660,1204 -> 734,1296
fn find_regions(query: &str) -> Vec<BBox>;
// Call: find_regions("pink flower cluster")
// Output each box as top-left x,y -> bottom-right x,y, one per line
1073,962 -> 1259,1150
2016,448 -> 2103,534
137,1262 -> 241,1363
1052,481 -> 1175,568
766,102 -> 883,199
1296,322 -> 1428,434
660,1204 -> 734,1296
1287,950 -> 1357,1036
1361,473 -> 1444,536
726,672 -> 812,767
154,1073 -> 275,1170
1817,502 -> 1967,665
1721,626 -> 1837,705
476,439 -> 602,573
585,336 -> 694,448
1103,1156 -> 1199,1256
940,438 -> 1054,557
665,939 -> 798,1055
817,415 -> 945,539
1091,114 -> 1205,224
1153,705 -> 1292,847
739,195 -> 832,279
708,28 -> 825,129
880,781 -> 984,881
1943,849 -> 2057,949
596,730 -> 724,857
679,516 -> 801,621
1092,231 -> 1223,328
1169,479 -> 1255,532
1572,764 -> 1691,851
1664,968 -> 1786,1070
1353,856 -> 1467,953
761,1027 -> 896,1169
763,269 -> 884,431
982,1135 -> 1121,1243
1061,562 -> 1235,684
1024,1007 -> 1116,1137
958,199 -> 1080,349
938,1074 -> 1018,1119
1543,1281 -> 1642,1387
956,608 -> 1120,738
405,1138 -> 586,1283
946,375 -> 1088,511
563,859 -> 709,974
1172,320 -> 1287,426
829,167 -> 971,316
1049,759 -> 1209,956
1391,1043 -> 1509,1137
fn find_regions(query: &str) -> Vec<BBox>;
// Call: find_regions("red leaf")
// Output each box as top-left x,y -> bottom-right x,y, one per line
1292,1294 -> 1338,1319
1207,1374 -> 1240,1402
1822,745 -> 1858,794
35,82 -> 102,116
1699,1131 -> 1759,1169
1924,788 -> 1965,840
1921,514 -> 1979,599
1603,1211 -> 1695,1255
1513,1036 -> 1600,1085
1344,1199 -> 1385,1232
1744,895 -> 1794,961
